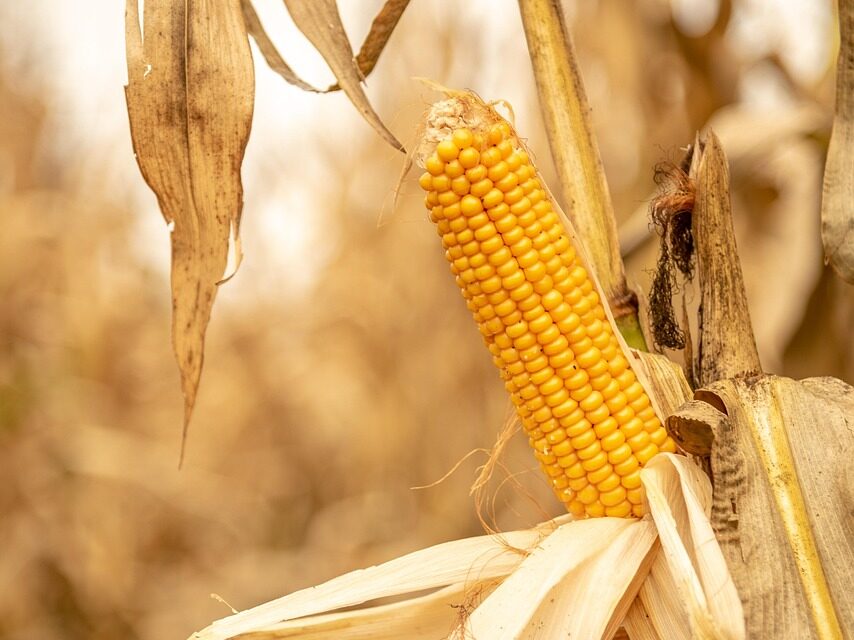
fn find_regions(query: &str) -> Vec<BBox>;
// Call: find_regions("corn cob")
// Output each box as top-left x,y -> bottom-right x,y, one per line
416,94 -> 676,518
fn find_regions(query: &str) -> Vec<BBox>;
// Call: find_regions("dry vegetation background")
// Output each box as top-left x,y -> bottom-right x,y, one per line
0,0 -> 851,638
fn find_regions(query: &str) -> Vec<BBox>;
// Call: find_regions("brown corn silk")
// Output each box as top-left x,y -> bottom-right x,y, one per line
415,93 -> 675,518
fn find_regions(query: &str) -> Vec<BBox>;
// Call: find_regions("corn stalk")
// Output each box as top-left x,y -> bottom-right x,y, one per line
517,0 -> 646,349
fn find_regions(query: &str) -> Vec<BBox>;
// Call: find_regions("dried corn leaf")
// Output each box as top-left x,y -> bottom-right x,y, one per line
698,375 -> 853,639
192,517 -> 569,640
235,582 -> 493,640
124,0 -> 254,456
821,0 -> 854,283
241,0 -> 321,92
623,598 -> 663,640
456,518 -> 634,638
335,0 -> 410,86
519,520 -> 657,639
282,0 -> 403,151
191,454 -> 745,640
641,454 -> 745,639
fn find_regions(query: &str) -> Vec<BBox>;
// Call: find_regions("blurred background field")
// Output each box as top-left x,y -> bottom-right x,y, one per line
0,0 -> 850,638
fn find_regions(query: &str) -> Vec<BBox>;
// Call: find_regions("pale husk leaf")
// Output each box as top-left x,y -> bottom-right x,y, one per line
623,598 -> 663,640
455,518 -> 634,639
233,582 -> 493,640
190,516 -> 570,640
641,454 -> 745,639
519,519 -> 658,639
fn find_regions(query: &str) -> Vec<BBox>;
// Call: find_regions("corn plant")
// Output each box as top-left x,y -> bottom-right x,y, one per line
122,0 -> 854,638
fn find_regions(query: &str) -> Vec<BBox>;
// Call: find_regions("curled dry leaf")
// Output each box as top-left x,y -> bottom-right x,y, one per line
331,0 -> 411,89
189,455 -> 744,640
282,0 -> 404,152
241,0 -> 322,92
124,0 -> 254,457
821,0 -> 854,283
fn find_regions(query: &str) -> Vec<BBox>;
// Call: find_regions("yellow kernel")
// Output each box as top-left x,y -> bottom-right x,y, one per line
460,195 -> 483,216
525,354 -> 549,373
488,247 -> 512,267
587,461 -> 613,486
498,140 -> 513,158
487,161 -> 509,182
585,403 -> 610,425
465,164 -> 487,182
576,437 -> 602,460
458,146 -> 480,169
632,504 -> 644,517
480,275 -> 502,294
440,191 -> 462,208
532,274 -> 554,295
462,241 -> 479,257
511,197 -> 532,216
588,372 -> 610,392
475,223 -> 498,242
660,438 -> 677,453
524,262 -> 547,282
592,331 -> 611,350
480,235 -> 503,254
481,147 -> 502,167
630,394 -> 651,413
567,500 -> 585,516
470,178 -> 494,198
600,485 -> 627,507
576,485 -> 598,505
529,313 -> 552,334
437,139 -> 459,162
540,418 -> 560,434
474,263 -> 495,280
552,398 -> 578,420
509,282 -> 535,302
608,443 -> 632,466
570,429 -> 596,450
426,155 -> 444,176
579,390 -> 604,413
614,454 -> 639,476
488,125 -> 504,145
605,502 -> 632,518
506,322 -> 528,340
451,176 -> 470,196
482,188 -> 504,209
635,443 -> 658,465
628,429 -> 651,451
621,417 -> 644,439
452,128 -> 474,149
539,290 -> 561,311
504,186 -> 525,205
581,450 -> 608,472
444,160 -> 465,178
606,392 -> 628,414
496,258 -> 518,277
622,469 -> 642,490
585,502 -> 605,517
502,310 -> 523,326
568,472 -> 588,488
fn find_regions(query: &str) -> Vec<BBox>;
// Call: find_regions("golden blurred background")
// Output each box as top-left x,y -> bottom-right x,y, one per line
0,0 -> 850,638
